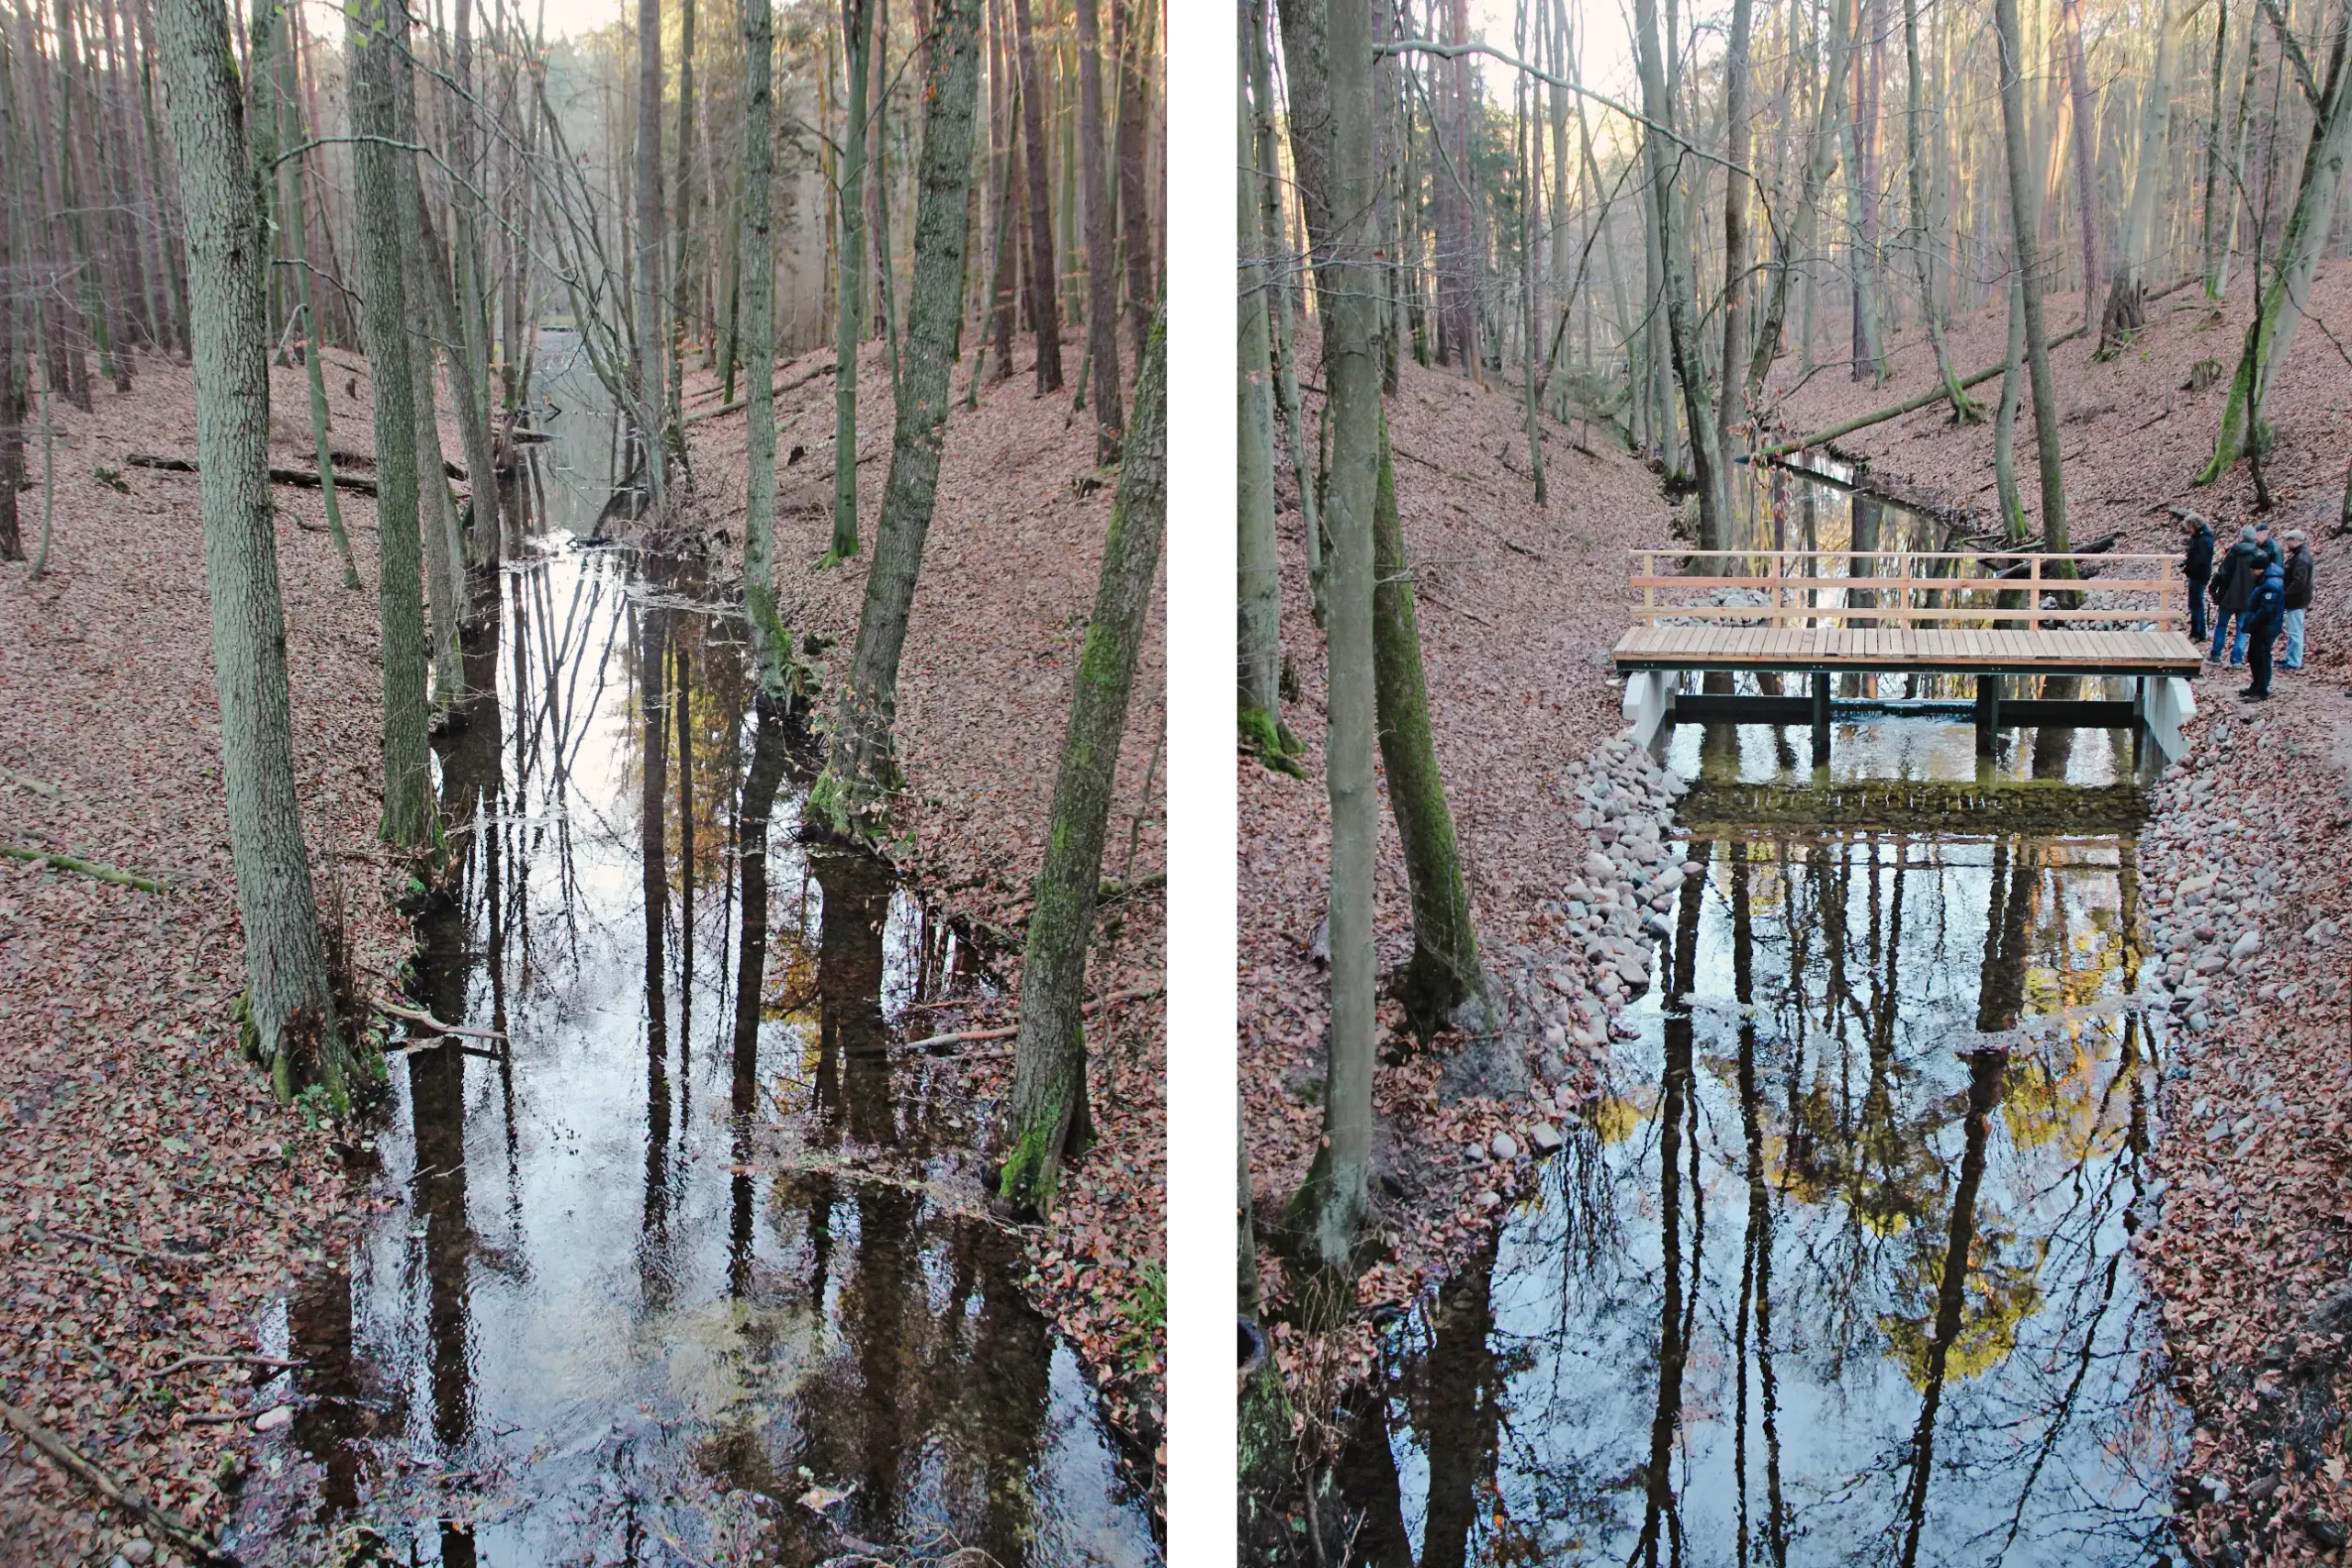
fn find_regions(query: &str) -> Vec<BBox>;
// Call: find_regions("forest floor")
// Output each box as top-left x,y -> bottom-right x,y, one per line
1,355 -> 422,1566
1772,272 -> 2352,1564
0,335 -> 1165,1564
1238,347 -> 1679,1493
674,336 -> 1170,1481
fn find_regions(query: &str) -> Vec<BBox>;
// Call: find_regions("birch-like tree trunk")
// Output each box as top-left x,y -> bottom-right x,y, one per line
156,0 -> 353,1100
997,311 -> 1162,1216
819,0 -> 982,829
1010,0 -> 1063,390
347,0 -> 435,847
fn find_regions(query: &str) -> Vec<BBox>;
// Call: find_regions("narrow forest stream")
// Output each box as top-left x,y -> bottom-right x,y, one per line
222,339 -> 1160,1566
1337,466 -> 2189,1565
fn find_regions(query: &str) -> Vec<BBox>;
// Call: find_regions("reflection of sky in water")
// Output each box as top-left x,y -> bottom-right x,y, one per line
521,330 -> 625,537
235,545 -> 1157,1567
1354,715 -> 2185,1566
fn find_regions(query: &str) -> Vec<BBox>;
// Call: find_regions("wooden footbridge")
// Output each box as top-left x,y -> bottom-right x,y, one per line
1612,549 -> 2203,760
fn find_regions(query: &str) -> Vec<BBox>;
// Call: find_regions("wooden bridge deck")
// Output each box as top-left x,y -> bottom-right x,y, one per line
1612,623 -> 2204,677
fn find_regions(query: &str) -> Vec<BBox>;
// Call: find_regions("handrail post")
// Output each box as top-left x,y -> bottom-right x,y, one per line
2028,555 -> 2041,633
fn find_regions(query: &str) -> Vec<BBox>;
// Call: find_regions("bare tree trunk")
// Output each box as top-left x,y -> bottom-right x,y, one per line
1237,41 -> 1287,764
1634,0 -> 1727,547
272,8 -> 359,588
2100,0 -> 2181,355
0,24 -> 22,562
831,0 -> 876,558
1719,0 -> 1756,454
156,0 -> 352,1100
1249,0 -> 1320,621
1073,0 -> 1121,461
634,0 -> 664,506
667,0 -> 696,439
348,0 -> 435,847
2200,0 -> 2352,480
1278,0 -> 1379,1314
998,310 -> 1161,1216
1903,0 -> 1977,416
1114,0 -> 1157,362
2061,0 -> 2103,329
741,0 -> 794,699
819,0 -> 983,828
2201,0 -> 2235,294
1010,0 -> 1062,390
1747,0 -> 1849,406
1996,0 -> 2073,560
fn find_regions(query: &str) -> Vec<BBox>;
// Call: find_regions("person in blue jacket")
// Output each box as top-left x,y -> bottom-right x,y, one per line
2241,560 -> 2287,701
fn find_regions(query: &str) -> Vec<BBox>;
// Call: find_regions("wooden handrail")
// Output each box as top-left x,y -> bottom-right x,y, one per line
1629,547 -> 2182,565
1630,574 -> 2183,593
1629,605 -> 2188,626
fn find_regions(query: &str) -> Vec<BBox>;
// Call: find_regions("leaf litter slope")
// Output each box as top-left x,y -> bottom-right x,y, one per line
1238,347 -> 1679,1416
1,355 -> 415,1563
1773,275 -> 2352,1562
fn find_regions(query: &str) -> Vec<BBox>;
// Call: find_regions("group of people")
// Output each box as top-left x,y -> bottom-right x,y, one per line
2182,515 -> 2318,702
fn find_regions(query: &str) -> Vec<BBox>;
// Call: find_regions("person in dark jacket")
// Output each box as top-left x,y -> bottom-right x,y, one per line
2242,561 -> 2287,699
2184,515 -> 2216,643
2281,529 -> 2314,670
2256,520 -> 2284,569
2211,525 -> 2262,664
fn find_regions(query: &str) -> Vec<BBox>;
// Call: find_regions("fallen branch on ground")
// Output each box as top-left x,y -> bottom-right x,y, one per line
374,998 -> 507,1041
1,845 -> 172,893
0,1397 -> 238,1566
899,985 -> 1163,1052
126,452 -> 386,498
45,1226 -> 209,1266
1758,323 -> 2090,459
682,361 -> 836,424
151,1353 -> 306,1380
0,767 -> 67,799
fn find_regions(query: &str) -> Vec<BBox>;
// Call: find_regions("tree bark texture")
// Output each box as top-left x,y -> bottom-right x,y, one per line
1374,416 -> 1485,1037
1077,0 -> 1122,461
832,0 -> 875,558
998,311 -> 1163,1216
347,0 -> 435,847
1280,0 -> 1380,1310
1996,0 -> 2072,557
635,0 -> 665,504
156,0 -> 351,1099
1237,58 -> 1284,749
1010,0 -> 1063,390
821,0 -> 982,829
741,0 -> 792,695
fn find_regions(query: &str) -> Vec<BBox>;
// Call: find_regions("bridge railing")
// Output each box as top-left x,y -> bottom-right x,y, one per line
1629,548 -> 2188,633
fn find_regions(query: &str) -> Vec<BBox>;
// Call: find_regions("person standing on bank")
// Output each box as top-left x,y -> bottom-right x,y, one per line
2184,513 -> 2216,644
2242,560 -> 2288,701
2256,520 -> 2284,569
2211,525 -> 2262,665
2282,530 -> 2314,671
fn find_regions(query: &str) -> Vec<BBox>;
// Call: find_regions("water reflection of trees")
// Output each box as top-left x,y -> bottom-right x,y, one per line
1343,823 -> 2178,1565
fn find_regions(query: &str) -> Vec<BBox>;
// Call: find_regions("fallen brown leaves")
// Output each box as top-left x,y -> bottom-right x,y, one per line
1,355 -> 413,1563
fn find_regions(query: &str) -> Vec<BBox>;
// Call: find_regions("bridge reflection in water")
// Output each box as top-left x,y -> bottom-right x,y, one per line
1340,716 -> 2186,1567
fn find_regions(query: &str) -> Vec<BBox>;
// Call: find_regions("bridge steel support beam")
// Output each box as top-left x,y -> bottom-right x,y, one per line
1974,674 -> 2002,757
1810,672 -> 1832,764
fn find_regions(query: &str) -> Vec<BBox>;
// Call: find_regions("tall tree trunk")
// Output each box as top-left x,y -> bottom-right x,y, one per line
741,0 -> 794,696
272,8 -> 359,588
1077,0 -> 1121,460
1843,0 -> 1887,384
348,0 -> 435,847
997,311 -> 1162,1216
634,0 -> 664,506
1373,417 -> 1486,1037
667,0 -> 696,438
1010,0 -> 1062,390
818,0 -> 982,828
1996,0 -> 2074,560
2201,0 -> 2234,294
1718,0 -> 1755,459
0,25 -> 23,563
1993,270 -> 2030,538
1249,0 -> 1320,621
831,0 -> 876,558
1634,0 -> 1727,547
156,0 -> 351,1099
2101,0 -> 2181,354
2199,0 -> 2352,480
1903,0 -> 1978,417
1747,0 -> 1849,407
395,49 -> 466,701
2061,0 -> 2103,330
1278,0 -> 1379,1314
1114,0 -> 1157,361
1237,47 -> 1288,764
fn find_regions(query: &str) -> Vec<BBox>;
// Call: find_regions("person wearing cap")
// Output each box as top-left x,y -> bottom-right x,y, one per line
2243,560 -> 2288,700
2210,524 -> 2262,664
2282,529 -> 2314,671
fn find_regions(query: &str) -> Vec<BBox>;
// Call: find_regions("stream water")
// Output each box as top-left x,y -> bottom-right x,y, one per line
226,344 -> 1159,1566
1337,465 -> 2188,1566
